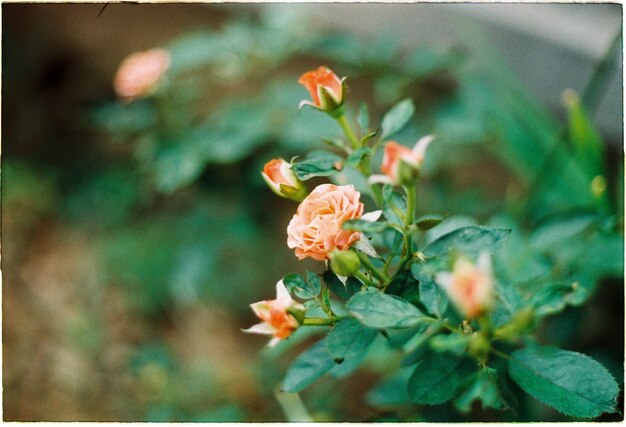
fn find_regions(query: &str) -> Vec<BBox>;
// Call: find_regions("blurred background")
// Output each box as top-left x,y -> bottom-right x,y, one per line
2,3 -> 623,422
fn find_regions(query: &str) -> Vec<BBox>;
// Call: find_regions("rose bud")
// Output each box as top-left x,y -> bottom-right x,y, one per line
435,252 -> 494,319
261,158 -> 307,202
377,136 -> 434,186
287,184 -> 364,261
243,280 -> 305,347
298,66 -> 346,115
114,48 -> 170,101
329,250 -> 361,277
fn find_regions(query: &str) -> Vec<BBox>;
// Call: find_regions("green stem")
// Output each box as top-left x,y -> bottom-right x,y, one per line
336,114 -> 360,149
303,316 -> 345,326
490,348 -> 511,360
404,184 -> 416,227
399,184 -> 417,268
356,251 -> 389,284
355,270 -> 376,288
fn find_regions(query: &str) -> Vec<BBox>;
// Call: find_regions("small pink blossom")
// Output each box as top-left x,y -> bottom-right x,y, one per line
114,48 -> 170,101
435,252 -> 494,319
243,281 -> 305,347
287,184 -> 364,261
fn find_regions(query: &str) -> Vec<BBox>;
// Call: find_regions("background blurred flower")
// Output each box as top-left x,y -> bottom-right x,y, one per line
113,48 -> 170,101
287,184 -> 363,261
435,252 -> 494,319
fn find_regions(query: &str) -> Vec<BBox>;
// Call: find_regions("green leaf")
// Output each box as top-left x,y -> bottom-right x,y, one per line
385,269 -> 421,305
342,218 -> 388,233
381,98 -> 415,139
323,270 -> 361,300
346,290 -> 425,329
382,185 -> 407,226
367,366 -> 413,407
418,278 -> 448,318
345,147 -> 371,169
454,367 -> 511,413
292,151 -> 342,180
282,338 -> 335,393
423,225 -> 511,257
508,344 -> 619,418
306,271 -> 322,295
408,351 -> 475,405
327,318 -> 378,359
357,102 -> 370,133
326,318 -> 378,377
283,272 -> 320,300
564,90 -> 605,180
415,214 -> 445,230
531,282 -> 589,318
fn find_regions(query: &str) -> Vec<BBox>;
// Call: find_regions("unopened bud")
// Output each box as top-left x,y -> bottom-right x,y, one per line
329,250 -> 361,277
468,332 -> 490,363
261,158 -> 307,202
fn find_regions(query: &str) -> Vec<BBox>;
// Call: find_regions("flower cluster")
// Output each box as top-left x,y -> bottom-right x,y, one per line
245,66 -> 491,345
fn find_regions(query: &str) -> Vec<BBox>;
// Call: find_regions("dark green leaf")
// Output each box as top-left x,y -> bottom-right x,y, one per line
283,272 -> 319,300
305,271 -> 322,296
345,147 -> 371,169
531,282 -> 589,317
386,269 -> 421,305
381,98 -> 415,139
282,338 -> 335,393
327,318 -> 378,359
509,344 -> 619,418
423,226 -> 511,257
454,367 -> 511,413
327,318 -> 378,377
322,270 -> 361,300
416,214 -> 445,230
408,352 -> 475,404
382,185 -> 407,226
367,366 -> 414,407
357,102 -> 370,133
292,151 -> 342,180
347,290 -> 425,329
418,278 -> 448,318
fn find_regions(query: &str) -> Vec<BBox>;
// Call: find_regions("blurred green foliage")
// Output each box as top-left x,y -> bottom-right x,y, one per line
3,4 -> 622,422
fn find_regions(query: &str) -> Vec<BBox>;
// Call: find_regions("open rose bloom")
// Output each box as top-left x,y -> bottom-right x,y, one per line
298,66 -> 345,112
261,158 -> 307,201
287,184 -> 364,261
435,252 -> 494,319
243,281 -> 305,347
114,48 -> 170,101
375,135 -> 434,185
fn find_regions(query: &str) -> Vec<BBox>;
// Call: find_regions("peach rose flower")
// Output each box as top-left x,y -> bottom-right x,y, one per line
114,48 -> 170,101
287,184 -> 364,261
243,280 -> 305,347
298,66 -> 345,112
435,252 -> 494,319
